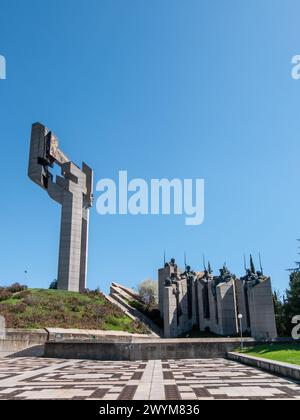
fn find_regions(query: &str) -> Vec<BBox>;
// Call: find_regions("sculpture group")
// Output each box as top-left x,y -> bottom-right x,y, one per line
159,257 -> 277,340
28,123 -> 93,292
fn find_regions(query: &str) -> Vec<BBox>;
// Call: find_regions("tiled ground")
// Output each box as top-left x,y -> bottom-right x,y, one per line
0,357 -> 299,400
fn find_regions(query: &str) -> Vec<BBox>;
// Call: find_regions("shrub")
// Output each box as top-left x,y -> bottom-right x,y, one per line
7,283 -> 27,293
23,295 -> 40,306
15,290 -> 30,300
68,296 -> 81,312
13,302 -> 27,313
81,288 -> 102,298
0,288 -> 12,302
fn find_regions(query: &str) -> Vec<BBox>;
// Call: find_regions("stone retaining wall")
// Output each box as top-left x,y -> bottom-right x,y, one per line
44,338 -> 256,361
0,328 -> 153,358
0,329 -> 48,358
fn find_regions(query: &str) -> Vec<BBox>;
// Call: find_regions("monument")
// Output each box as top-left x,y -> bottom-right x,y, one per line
159,257 -> 277,340
28,123 -> 93,292
0,315 -> 5,340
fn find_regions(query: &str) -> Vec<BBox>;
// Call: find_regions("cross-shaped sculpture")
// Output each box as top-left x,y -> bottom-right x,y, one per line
28,123 -> 93,292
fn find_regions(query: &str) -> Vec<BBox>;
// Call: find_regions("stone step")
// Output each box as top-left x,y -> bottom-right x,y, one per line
108,292 -> 162,337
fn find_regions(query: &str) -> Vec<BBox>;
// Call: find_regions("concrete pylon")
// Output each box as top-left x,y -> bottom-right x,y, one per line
28,123 -> 93,292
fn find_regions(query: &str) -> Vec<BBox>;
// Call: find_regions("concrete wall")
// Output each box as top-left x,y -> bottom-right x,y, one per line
45,338 -> 256,361
0,329 -> 153,358
0,329 -> 48,358
158,264 -> 177,317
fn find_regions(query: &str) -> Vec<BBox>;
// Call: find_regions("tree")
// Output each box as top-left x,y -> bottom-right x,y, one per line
138,280 -> 158,309
273,241 -> 300,337
284,271 -> 300,335
49,280 -> 58,290
273,291 -> 287,337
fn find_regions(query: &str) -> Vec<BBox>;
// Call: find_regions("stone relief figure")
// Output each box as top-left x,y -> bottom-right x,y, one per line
182,265 -> 196,278
165,258 -> 178,271
172,283 -> 182,325
243,269 -> 260,288
219,265 -> 234,283
165,272 -> 178,287
210,264 -> 233,298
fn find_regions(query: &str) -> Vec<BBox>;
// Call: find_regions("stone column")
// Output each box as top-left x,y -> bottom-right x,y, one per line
216,280 -> 239,336
247,278 -> 278,339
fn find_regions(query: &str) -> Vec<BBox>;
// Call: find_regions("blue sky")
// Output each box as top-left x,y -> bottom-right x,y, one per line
0,0 -> 300,295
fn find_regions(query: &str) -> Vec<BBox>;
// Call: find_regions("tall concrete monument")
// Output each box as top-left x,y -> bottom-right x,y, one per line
28,123 -> 93,292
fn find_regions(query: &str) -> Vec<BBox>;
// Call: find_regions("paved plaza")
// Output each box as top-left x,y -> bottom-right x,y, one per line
0,357 -> 299,400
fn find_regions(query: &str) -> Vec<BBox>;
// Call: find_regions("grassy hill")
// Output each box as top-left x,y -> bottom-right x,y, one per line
0,285 -> 149,334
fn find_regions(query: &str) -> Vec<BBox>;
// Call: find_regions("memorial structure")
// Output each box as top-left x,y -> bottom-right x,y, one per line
159,257 -> 277,340
28,123 -> 93,292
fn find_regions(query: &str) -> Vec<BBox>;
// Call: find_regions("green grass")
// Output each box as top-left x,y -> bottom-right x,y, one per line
239,344 -> 300,366
0,288 -> 149,334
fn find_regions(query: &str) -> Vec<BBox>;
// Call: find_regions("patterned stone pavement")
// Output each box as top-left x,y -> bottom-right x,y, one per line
0,357 -> 299,400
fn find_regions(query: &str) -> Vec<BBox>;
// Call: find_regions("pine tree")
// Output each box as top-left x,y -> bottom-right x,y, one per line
284,271 -> 300,334
273,291 -> 287,337
276,240 -> 300,337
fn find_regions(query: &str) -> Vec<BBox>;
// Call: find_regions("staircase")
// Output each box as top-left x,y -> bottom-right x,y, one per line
107,283 -> 163,337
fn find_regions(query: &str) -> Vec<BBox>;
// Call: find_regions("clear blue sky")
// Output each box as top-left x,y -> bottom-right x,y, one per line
0,0 -> 300,295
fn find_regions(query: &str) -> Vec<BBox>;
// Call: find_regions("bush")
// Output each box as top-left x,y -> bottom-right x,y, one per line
81,288 -> 101,298
15,290 -> 30,300
7,283 -> 27,293
68,296 -> 81,312
0,288 -> 12,302
13,302 -> 27,313
23,295 -> 40,306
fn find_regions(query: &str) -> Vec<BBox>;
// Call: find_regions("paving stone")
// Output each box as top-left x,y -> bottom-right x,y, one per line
0,357 -> 299,400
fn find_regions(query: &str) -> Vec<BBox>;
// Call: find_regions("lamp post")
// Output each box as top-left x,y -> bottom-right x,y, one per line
238,314 -> 244,351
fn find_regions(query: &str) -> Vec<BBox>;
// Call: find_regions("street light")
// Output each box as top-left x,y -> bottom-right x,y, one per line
238,314 -> 244,351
